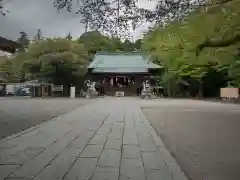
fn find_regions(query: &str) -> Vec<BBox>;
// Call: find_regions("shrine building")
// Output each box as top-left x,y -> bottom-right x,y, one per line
86,52 -> 163,96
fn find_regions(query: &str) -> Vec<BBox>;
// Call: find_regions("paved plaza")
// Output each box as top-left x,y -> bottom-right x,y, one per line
0,98 -> 92,139
0,98 -> 187,180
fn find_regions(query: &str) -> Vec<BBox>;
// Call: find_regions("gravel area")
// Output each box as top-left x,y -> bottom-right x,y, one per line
0,98 -> 93,139
142,99 -> 240,180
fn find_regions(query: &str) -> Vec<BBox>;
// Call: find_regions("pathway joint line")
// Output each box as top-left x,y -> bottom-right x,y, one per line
118,107 -> 126,180
88,113 -> 114,180
133,109 -> 148,180
60,113 -> 110,180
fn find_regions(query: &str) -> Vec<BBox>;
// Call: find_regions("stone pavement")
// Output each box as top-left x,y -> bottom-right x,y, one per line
0,98 -> 188,180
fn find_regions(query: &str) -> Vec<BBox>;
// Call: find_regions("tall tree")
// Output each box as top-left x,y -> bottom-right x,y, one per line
122,39 -> 135,52
65,32 -> 72,40
142,0 -> 240,95
78,31 -> 116,55
34,28 -> 43,42
134,39 -> 142,51
110,36 -> 125,52
77,31 -> 139,54
17,31 -> 29,52
27,38 -> 89,86
0,52 -> 32,82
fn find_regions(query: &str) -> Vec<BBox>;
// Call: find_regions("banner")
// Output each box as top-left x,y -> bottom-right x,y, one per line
220,88 -> 239,98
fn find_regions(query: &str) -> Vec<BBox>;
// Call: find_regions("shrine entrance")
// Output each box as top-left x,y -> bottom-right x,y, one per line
105,76 -> 137,96
90,74 -> 152,96
86,52 -> 163,97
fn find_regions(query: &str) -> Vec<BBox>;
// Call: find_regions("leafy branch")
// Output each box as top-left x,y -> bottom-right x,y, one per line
196,34 -> 240,55
53,0 -> 236,35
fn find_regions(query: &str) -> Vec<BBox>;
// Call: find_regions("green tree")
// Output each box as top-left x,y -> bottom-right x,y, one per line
122,39 -> 135,52
0,56 -> 9,74
0,52 -> 34,82
134,39 -> 142,51
110,36 -> 124,52
1,38 -> 90,89
26,38 -> 89,86
34,28 -> 44,42
228,57 -> 240,86
66,32 -> 72,40
17,31 -> 29,52
142,0 -> 239,96
54,0 -> 234,35
78,31 -> 139,54
78,31 -> 117,55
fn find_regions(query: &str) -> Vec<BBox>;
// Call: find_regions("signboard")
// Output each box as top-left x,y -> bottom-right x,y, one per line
220,88 -> 239,99
52,85 -> 63,92
6,85 -> 14,94
116,91 -> 124,97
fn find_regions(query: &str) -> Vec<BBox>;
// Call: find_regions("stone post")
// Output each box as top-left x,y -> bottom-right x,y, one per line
70,86 -> 76,98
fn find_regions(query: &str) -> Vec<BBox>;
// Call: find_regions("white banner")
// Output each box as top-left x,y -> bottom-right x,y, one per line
70,86 -> 75,98
52,85 -> 63,92
220,88 -> 239,98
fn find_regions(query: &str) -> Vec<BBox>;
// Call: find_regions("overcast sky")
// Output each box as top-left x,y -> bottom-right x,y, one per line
0,0 -> 157,41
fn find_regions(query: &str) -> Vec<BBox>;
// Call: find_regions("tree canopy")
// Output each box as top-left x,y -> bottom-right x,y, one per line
17,31 -> 29,52
1,0 -> 239,97
53,0 -> 234,35
142,0 -> 240,95
78,31 -> 117,54
78,31 -> 141,55
24,38 -> 89,85
0,31 -> 142,85
0,38 -> 89,85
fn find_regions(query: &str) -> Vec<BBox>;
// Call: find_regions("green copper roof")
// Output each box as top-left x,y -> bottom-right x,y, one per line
88,52 -> 162,73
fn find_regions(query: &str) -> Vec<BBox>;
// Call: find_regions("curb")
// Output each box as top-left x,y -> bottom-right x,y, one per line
140,109 -> 189,180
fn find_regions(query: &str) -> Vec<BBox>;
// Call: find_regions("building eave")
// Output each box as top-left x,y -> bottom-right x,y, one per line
0,36 -> 21,53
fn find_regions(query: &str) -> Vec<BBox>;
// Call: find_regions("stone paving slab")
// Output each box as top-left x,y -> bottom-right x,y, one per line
122,145 -> 141,159
98,149 -> 121,168
80,145 -> 104,158
120,158 -> 146,180
0,165 -> 20,180
91,167 -> 119,180
63,158 -> 98,180
0,98 -> 188,180
145,169 -> 173,180
142,152 -> 166,170
4,148 -> 44,165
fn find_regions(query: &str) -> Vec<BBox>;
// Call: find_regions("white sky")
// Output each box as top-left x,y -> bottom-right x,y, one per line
0,0 -> 158,41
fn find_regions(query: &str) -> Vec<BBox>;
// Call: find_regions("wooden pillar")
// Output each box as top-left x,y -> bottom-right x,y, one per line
33,85 -> 35,97
135,75 -> 140,96
41,84 -> 44,97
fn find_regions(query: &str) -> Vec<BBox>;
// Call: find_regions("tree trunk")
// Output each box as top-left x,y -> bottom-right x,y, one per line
165,70 -> 171,97
198,79 -> 203,98
167,80 -> 171,97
